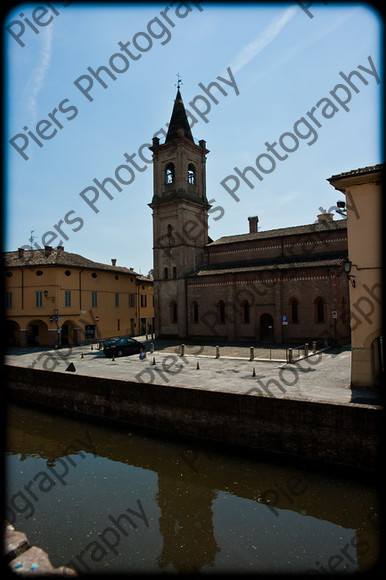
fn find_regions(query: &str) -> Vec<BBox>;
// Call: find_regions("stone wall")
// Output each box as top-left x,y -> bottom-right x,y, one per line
5,364 -> 380,470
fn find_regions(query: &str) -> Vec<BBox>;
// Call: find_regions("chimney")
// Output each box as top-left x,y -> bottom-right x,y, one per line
248,216 -> 259,233
111,258 -> 117,266
317,213 -> 334,223
44,245 -> 53,256
57,245 -> 64,251
18,247 -> 25,258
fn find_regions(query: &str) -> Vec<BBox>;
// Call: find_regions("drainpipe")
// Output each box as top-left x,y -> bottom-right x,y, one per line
18,269 -> 24,309
79,269 -> 85,310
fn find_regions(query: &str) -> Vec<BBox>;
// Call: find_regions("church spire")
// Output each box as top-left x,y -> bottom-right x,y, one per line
165,78 -> 194,143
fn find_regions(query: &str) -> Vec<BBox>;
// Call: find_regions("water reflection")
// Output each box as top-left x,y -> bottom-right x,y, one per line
6,403 -> 380,574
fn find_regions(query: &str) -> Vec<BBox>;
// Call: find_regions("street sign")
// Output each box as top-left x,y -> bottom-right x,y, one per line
95,316 -> 100,322
54,316 -> 59,323
332,311 -> 338,318
281,315 -> 288,325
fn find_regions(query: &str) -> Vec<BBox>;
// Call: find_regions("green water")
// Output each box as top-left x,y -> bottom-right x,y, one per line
5,403 -> 380,574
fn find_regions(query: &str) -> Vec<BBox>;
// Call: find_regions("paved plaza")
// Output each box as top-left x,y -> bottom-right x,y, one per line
5,337 -> 381,406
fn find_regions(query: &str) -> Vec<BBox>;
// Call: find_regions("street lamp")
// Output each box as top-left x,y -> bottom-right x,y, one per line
344,259 -> 356,287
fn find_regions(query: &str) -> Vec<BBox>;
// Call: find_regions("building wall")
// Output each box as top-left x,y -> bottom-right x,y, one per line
185,265 -> 349,344
207,226 -> 347,266
5,262 -> 154,347
329,173 -> 382,388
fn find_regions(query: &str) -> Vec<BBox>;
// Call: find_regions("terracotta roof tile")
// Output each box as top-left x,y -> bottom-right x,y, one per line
208,219 -> 346,247
3,248 -> 139,275
191,251 -> 347,277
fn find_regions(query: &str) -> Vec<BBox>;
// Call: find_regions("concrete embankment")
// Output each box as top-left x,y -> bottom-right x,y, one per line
4,522 -> 76,575
5,364 -> 381,471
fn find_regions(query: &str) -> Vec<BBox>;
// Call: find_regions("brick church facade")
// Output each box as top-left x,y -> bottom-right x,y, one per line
149,89 -> 350,344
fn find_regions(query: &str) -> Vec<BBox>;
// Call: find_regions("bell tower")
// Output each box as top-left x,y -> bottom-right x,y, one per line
149,86 -> 210,338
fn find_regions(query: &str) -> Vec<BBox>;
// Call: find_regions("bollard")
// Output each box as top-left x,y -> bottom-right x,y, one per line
150,342 -> 154,353
152,357 -> 156,365
304,342 -> 309,356
81,352 -> 84,359
215,345 -> 220,359
288,348 -> 293,363
312,341 -> 317,354
181,344 -> 185,356
91,344 -> 93,350
252,367 -> 256,377
112,353 -> 115,361
249,347 -> 254,361
196,361 -> 200,370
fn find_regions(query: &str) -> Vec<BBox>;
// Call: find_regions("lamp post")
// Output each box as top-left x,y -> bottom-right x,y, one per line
344,259 -> 356,287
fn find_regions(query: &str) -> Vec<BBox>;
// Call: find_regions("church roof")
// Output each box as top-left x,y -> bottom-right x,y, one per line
208,219 -> 347,247
190,251 -> 347,278
165,89 -> 194,143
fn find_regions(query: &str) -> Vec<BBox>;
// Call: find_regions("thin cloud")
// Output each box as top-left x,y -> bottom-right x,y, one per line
26,25 -> 54,124
230,5 -> 297,74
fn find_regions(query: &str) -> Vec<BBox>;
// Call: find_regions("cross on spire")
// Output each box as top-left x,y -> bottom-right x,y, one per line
175,73 -> 182,90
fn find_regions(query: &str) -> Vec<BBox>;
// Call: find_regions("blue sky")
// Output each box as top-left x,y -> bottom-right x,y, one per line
5,1 -> 382,274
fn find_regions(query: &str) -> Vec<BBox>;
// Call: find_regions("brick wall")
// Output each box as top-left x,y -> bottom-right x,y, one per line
6,365 -> 380,470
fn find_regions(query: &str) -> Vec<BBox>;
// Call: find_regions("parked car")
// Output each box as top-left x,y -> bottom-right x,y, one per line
103,337 -> 145,358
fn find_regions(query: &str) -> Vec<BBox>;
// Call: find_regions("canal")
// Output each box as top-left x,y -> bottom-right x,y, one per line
5,402 -> 380,574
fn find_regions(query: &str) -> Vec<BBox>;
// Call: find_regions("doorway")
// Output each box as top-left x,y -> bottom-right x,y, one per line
260,313 -> 274,342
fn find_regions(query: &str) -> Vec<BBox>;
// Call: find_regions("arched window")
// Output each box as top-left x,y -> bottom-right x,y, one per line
188,163 -> 196,184
242,301 -> 250,324
170,301 -> 178,323
218,300 -> 226,325
290,298 -> 299,324
315,298 -> 325,323
165,163 -> 175,184
191,301 -> 199,324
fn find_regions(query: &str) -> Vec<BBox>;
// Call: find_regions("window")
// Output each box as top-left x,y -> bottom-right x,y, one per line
6,292 -> 13,309
64,290 -> 71,307
218,300 -> 226,324
129,294 -> 136,308
36,270 -> 43,276
165,163 -> 175,184
117,319 -> 120,331
171,301 -> 178,323
191,301 -> 199,324
92,291 -> 98,308
36,291 -> 43,308
290,298 -> 299,324
315,298 -> 325,323
164,267 -> 168,280
173,266 -> 177,279
141,295 -> 147,308
115,293 -> 120,307
188,163 -> 196,184
243,301 -> 250,324
64,270 -> 71,276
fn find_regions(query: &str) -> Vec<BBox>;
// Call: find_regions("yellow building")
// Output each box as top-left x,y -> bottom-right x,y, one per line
4,245 -> 154,347
328,164 -> 383,389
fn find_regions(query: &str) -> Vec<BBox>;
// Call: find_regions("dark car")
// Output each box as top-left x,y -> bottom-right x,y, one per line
103,337 -> 145,358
